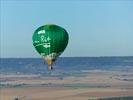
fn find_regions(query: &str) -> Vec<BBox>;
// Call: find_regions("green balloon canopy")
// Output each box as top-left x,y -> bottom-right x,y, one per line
32,24 -> 69,70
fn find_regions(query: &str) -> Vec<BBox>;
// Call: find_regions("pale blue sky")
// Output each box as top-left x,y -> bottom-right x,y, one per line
1,0 -> 133,57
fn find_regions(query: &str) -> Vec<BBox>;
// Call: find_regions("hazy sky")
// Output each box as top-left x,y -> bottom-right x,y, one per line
1,0 -> 133,58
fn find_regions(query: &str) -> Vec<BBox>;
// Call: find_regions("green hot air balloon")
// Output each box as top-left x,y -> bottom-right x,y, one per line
32,24 -> 69,70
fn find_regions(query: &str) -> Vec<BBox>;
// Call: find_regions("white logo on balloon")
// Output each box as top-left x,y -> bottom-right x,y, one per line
38,30 -> 51,48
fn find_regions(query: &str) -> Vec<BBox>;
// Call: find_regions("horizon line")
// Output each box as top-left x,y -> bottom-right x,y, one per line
1,56 -> 133,58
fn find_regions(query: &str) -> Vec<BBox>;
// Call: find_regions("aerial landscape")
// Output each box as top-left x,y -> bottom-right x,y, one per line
1,0 -> 133,100
1,57 -> 133,100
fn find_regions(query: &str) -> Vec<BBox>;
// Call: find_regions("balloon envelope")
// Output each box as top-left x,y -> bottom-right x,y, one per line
32,24 -> 69,70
